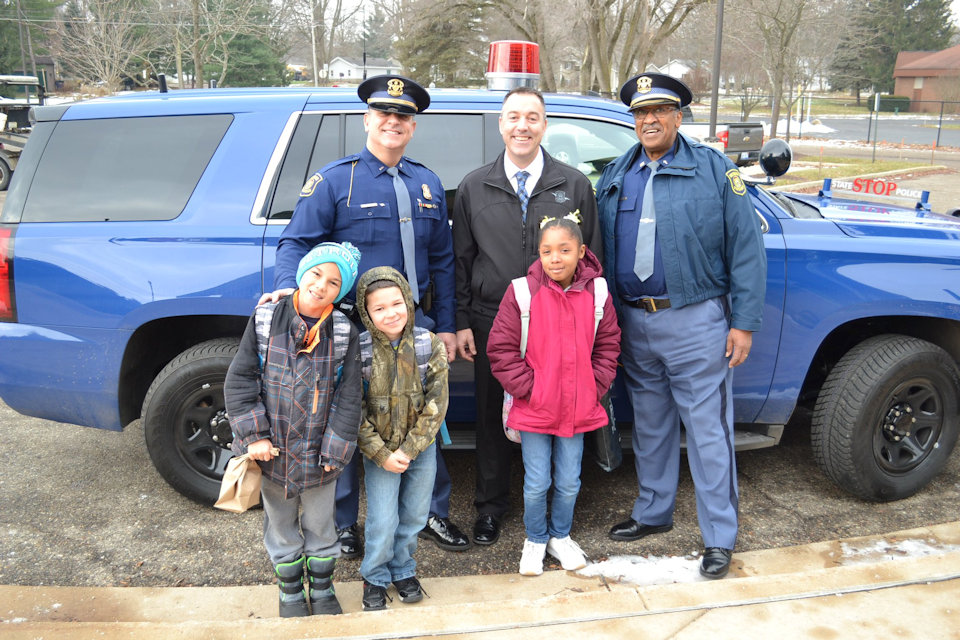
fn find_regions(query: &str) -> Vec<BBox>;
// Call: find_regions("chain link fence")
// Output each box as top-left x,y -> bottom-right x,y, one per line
692,95 -> 960,150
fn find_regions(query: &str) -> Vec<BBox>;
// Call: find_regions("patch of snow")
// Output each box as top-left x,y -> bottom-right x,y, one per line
839,538 -> 960,565
578,554 -> 704,586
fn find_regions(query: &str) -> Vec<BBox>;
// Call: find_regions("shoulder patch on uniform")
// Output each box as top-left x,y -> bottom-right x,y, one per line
300,173 -> 323,197
726,168 -> 747,197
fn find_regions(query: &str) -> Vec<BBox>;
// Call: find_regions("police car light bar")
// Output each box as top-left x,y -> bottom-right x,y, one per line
485,41 -> 540,91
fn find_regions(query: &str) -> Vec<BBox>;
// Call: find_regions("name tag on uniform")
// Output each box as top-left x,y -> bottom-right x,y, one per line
360,202 -> 383,208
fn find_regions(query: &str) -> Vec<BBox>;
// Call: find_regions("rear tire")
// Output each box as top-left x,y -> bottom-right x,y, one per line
812,334 -> 960,501
0,155 -> 11,191
142,338 -> 239,504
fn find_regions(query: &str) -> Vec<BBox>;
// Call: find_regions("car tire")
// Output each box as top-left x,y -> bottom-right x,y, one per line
812,334 -> 960,501
142,338 -> 240,505
0,155 -> 11,191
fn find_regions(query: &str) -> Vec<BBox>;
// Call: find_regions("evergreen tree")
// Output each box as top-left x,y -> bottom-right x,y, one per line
395,0 -> 485,86
361,5 -> 393,60
830,0 -> 955,94
219,33 -> 287,87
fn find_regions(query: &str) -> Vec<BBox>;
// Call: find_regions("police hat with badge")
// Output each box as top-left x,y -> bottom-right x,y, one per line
619,73 -> 693,111
357,74 -> 431,115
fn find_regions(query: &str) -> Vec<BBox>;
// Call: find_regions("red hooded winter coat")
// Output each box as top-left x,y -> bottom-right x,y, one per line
487,247 -> 621,437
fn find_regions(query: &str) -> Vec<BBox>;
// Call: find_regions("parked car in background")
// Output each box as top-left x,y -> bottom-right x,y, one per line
1,87 -> 957,506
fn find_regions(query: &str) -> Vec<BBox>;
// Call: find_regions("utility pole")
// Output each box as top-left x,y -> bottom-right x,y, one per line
708,0 -> 724,139
362,3 -> 368,80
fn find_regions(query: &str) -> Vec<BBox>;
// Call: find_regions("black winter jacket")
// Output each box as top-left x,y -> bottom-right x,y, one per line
452,149 -> 602,327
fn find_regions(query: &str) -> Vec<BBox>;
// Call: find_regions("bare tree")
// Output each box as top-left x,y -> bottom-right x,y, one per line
578,0 -> 708,96
288,0 -> 360,84
730,0 -> 808,138
51,0 -> 159,91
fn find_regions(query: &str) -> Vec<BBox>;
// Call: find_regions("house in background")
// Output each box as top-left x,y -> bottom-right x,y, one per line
323,57 -> 400,83
893,44 -> 960,113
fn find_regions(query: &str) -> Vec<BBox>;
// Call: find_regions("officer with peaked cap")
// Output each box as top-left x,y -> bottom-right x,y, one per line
264,74 -> 470,563
595,73 -> 767,580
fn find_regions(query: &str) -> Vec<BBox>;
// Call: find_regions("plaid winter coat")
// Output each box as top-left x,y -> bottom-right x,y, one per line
225,295 -> 362,497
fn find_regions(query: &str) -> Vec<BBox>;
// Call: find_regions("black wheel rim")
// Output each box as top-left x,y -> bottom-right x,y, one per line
875,377 -> 944,474
173,380 -> 234,482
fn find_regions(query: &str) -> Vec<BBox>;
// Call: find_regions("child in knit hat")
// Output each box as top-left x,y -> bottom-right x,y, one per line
225,241 -> 363,618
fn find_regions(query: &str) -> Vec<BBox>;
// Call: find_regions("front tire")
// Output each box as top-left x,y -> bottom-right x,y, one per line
142,338 -> 239,504
812,334 -> 960,501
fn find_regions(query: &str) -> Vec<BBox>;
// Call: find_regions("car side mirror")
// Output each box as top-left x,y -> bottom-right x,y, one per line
759,139 -> 792,178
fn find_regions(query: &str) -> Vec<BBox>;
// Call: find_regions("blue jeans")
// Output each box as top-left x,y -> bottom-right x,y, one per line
360,442 -> 437,588
520,431 -> 585,544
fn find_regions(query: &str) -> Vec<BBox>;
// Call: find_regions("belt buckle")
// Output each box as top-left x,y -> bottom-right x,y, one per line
640,297 -> 657,312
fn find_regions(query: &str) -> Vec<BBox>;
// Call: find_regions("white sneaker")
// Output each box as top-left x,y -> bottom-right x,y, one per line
546,536 -> 587,570
519,539 -> 547,576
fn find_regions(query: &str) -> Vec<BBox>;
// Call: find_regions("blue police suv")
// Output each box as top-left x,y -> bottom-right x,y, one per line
1,86 -> 959,505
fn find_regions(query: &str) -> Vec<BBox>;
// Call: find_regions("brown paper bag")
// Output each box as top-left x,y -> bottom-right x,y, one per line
214,454 -> 262,513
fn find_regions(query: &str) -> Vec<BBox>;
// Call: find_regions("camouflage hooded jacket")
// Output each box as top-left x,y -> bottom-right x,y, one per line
355,266 -> 449,466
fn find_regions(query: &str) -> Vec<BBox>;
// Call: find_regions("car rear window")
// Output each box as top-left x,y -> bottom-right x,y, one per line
21,114 -> 232,222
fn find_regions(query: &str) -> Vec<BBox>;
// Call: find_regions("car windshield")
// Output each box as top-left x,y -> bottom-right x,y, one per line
542,118 -> 638,184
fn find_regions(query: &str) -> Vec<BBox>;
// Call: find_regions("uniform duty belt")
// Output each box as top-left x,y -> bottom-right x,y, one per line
622,296 -> 671,312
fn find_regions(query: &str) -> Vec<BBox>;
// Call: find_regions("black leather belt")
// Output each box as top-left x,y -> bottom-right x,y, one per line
621,296 -> 671,312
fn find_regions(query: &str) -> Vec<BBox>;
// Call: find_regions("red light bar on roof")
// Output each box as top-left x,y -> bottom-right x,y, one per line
485,41 -> 540,91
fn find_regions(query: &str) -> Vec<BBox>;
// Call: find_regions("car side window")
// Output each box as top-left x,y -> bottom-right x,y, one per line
22,115 -> 232,222
268,114 -> 341,221
542,117 -> 637,184
345,113 -> 483,192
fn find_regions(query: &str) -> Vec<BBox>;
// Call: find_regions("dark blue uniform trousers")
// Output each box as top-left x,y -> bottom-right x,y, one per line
619,297 -> 739,550
335,442 -> 452,528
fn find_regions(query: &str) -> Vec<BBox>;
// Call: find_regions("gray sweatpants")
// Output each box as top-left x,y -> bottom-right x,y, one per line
260,477 -> 340,565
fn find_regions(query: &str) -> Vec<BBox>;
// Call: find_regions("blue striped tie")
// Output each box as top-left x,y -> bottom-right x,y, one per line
516,170 -> 530,221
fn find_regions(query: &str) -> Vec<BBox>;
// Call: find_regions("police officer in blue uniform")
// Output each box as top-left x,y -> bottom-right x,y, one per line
595,73 -> 766,579
268,75 -> 470,556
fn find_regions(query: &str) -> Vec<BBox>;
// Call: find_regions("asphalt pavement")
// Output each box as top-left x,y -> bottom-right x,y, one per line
1,399 -> 959,591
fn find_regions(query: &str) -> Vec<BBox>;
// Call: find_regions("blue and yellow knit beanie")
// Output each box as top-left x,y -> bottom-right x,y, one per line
296,241 -> 362,303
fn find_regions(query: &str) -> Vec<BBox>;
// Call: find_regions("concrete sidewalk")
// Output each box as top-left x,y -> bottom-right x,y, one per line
3,522 -> 959,639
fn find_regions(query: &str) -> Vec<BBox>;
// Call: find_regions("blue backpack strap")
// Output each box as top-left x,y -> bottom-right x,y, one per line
330,310 -> 352,383
413,326 -> 451,445
254,301 -> 279,368
358,331 -> 373,388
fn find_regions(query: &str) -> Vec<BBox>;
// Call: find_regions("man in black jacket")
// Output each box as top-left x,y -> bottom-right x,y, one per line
452,87 -> 602,546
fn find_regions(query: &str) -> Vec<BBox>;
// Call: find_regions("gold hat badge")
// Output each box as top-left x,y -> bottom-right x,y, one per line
387,78 -> 404,97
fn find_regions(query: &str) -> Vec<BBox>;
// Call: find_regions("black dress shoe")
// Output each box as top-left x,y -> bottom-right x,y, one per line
392,576 -> 424,603
699,547 -> 732,579
361,581 -> 390,611
608,518 -> 673,541
472,514 -> 501,546
337,524 -> 362,559
419,515 -> 471,551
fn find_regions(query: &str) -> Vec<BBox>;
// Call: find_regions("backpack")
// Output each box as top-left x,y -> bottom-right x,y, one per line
512,276 -> 608,357
358,327 -> 452,445
254,301 -> 351,373
502,276 -> 609,443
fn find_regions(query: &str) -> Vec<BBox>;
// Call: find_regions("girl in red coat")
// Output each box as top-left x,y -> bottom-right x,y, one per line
487,214 -> 621,576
